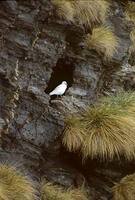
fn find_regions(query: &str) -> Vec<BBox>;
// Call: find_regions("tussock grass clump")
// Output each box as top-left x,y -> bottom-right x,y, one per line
125,2 -> 135,23
41,182 -> 88,200
51,0 -> 110,27
85,26 -> 119,60
63,92 -> 135,160
112,173 -> 135,200
52,0 -> 74,23
125,2 -> 135,54
73,0 -> 110,27
63,116 -> 85,152
0,164 -> 35,200
129,28 -> 135,54
100,91 -> 135,113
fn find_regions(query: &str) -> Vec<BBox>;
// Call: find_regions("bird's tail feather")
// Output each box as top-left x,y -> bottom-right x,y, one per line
49,91 -> 54,96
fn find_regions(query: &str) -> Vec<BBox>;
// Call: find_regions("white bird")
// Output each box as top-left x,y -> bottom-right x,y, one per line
49,81 -> 68,96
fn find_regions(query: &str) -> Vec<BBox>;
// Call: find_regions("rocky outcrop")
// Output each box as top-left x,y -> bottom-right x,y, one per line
0,0 -> 135,199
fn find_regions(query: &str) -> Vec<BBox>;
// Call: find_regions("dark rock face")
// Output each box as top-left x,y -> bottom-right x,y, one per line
0,0 -> 135,199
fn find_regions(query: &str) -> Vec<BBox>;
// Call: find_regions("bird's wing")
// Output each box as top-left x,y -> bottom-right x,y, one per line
49,84 -> 64,95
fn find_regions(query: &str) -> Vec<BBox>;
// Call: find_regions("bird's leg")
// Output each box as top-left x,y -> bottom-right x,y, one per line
57,95 -> 61,99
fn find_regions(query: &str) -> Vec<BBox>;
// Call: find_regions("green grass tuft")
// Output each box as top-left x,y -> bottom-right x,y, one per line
112,173 -> 135,200
63,92 -> 135,160
100,91 -> 135,114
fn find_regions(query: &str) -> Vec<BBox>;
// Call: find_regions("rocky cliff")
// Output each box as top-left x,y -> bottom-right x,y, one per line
0,0 -> 135,199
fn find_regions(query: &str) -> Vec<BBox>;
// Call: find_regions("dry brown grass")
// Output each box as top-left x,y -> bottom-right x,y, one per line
63,92 -> 135,160
81,104 -> 135,160
0,164 -> 35,200
125,2 -> 135,24
73,0 -> 110,27
52,0 -> 74,23
129,28 -> 135,54
41,182 -> 88,200
63,116 -> 85,152
85,26 -> 119,60
112,173 -> 135,200
51,0 -> 110,27
125,2 -> 135,54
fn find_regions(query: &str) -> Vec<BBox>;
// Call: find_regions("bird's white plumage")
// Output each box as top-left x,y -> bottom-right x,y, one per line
49,81 -> 68,96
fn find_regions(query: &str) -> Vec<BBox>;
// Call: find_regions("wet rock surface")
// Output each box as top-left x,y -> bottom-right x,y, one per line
0,0 -> 135,199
